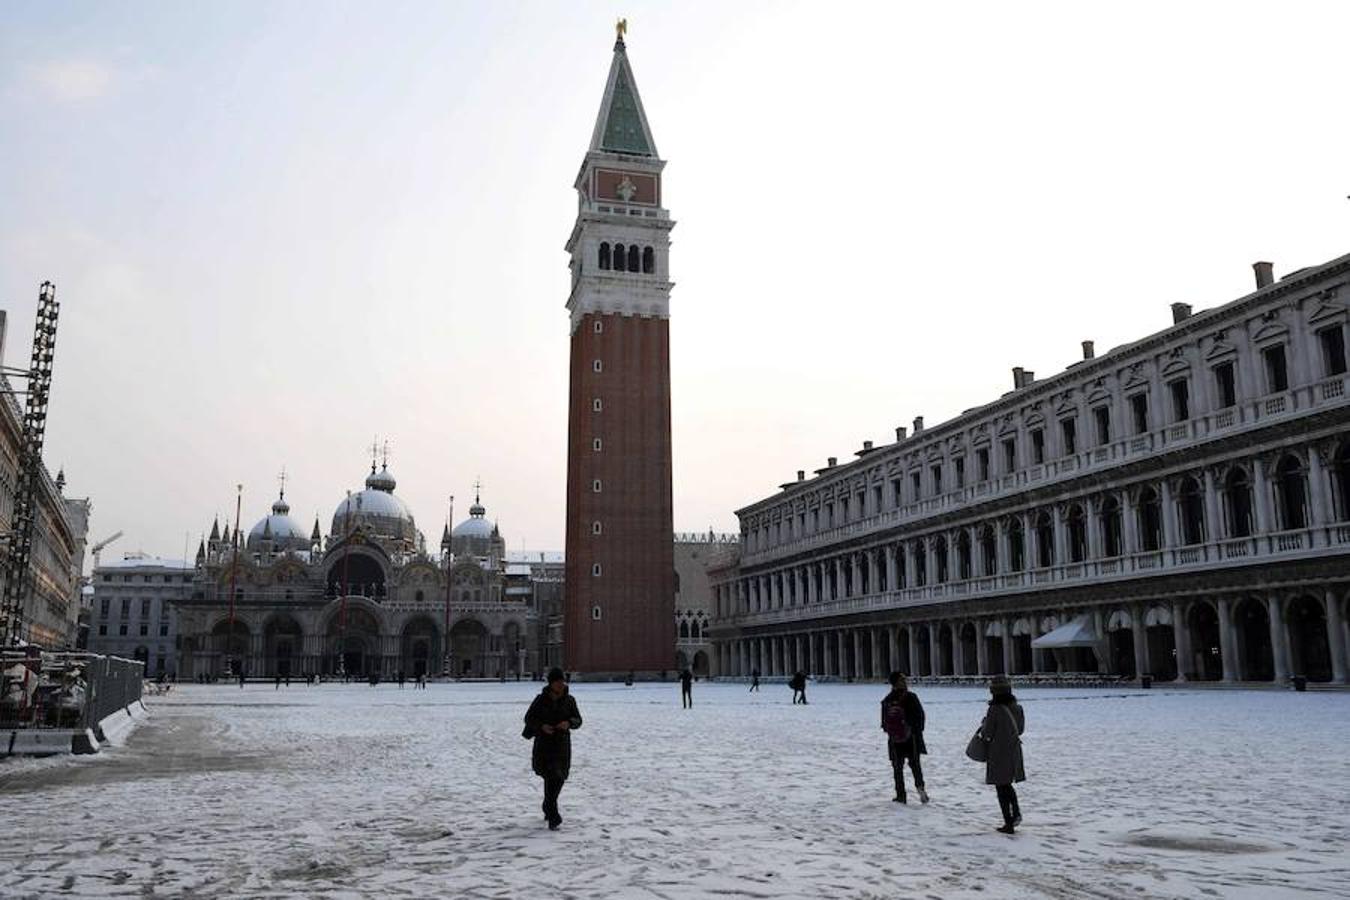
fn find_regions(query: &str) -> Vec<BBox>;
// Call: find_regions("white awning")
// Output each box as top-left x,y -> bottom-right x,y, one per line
1031,615 -> 1099,649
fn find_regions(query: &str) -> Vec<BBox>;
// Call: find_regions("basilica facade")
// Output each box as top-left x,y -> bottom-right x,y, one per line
174,463 -> 540,679
711,254 -> 1350,686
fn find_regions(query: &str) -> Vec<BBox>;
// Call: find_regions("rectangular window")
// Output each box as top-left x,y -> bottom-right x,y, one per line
976,447 -> 990,481
1320,325 -> 1347,376
873,485 -> 882,512
1061,418 -> 1077,455
856,491 -> 866,519
163,575 -> 173,583
139,624 -> 148,636
931,464 -> 942,494
592,438 -> 602,451
593,320 -> 603,334
591,564 -> 602,577
812,509 -> 820,530
910,471 -> 921,497
1263,345 -> 1288,392
593,359 -> 603,372
1130,393 -> 1149,434
1214,362 -> 1237,407
825,503 -> 834,527
1169,379 -> 1190,422
141,599 -> 151,617
891,478 -> 903,506
592,479 -> 602,492
1030,429 -> 1045,465
592,398 -> 603,411
1002,438 -> 1016,473
98,625 -> 107,636
120,598 -> 130,618
954,457 -> 965,487
99,598 -> 109,616
1094,405 -> 1111,445
159,624 -> 169,637
840,497 -> 850,520
118,624 -> 128,636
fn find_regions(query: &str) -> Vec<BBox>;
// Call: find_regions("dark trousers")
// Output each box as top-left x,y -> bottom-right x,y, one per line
889,741 -> 924,796
995,783 -> 1021,824
542,776 -> 565,820
681,688 -> 692,708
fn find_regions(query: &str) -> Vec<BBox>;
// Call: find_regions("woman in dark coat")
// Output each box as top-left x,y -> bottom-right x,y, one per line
979,674 -> 1025,833
524,668 -> 583,830
880,672 -> 928,803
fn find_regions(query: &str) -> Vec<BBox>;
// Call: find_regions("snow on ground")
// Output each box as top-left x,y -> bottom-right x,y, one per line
1,681 -> 1347,899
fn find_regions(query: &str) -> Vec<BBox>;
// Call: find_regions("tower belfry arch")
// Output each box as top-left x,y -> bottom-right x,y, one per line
563,26 -> 676,678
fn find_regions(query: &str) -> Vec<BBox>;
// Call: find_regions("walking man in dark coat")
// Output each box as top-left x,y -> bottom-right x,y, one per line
979,674 -> 1026,833
790,670 -> 808,704
749,668 -> 761,692
524,667 -> 583,830
880,672 -> 928,804
680,668 -> 694,708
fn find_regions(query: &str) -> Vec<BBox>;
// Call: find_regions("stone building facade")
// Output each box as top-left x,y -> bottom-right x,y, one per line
674,532 -> 738,676
87,554 -> 191,677
710,255 -> 1350,685
0,311 -> 90,649
174,464 -> 542,679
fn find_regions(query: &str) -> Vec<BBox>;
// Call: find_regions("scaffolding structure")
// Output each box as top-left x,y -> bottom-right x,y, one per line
0,282 -> 61,646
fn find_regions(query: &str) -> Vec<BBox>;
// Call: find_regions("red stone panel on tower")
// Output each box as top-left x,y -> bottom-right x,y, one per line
564,312 -> 675,676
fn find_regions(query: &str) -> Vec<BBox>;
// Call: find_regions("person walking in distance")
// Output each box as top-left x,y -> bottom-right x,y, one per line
979,674 -> 1025,833
881,672 -> 928,804
680,668 -> 694,709
749,668 -> 761,692
523,668 -> 583,831
790,670 -> 808,705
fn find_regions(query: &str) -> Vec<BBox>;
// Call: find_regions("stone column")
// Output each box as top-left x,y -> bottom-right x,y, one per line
1131,605 -> 1149,679
1217,597 -> 1237,682
1085,503 -> 1101,561
837,631 -> 849,678
1269,595 -> 1290,682
952,623 -> 965,675
823,632 -> 834,676
1122,491 -> 1138,555
928,624 -> 940,676
904,542 -> 917,588
1001,618 -> 1015,675
1092,608 -> 1110,674
887,627 -> 900,676
1203,468 -> 1222,544
975,622 -> 989,675
1308,447 -> 1331,528
1253,457 -> 1273,534
852,630 -> 864,679
1172,601 -> 1191,680
870,628 -> 882,678
997,520 -> 1010,573
885,544 -> 898,592
1325,590 -> 1347,683
907,627 -> 920,676
1160,479 -> 1178,550
924,539 -> 937,587
832,558 -> 842,600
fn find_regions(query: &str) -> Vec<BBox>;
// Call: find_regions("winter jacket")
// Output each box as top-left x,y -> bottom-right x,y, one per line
879,689 -> 928,755
524,686 -> 583,781
980,699 -> 1025,786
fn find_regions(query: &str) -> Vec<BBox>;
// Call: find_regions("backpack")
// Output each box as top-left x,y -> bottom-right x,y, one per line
883,700 -> 910,743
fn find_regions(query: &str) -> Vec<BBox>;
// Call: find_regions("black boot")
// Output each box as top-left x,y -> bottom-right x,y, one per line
1010,788 -> 1022,826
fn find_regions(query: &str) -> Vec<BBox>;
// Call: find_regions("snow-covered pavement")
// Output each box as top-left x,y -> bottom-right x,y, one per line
1,681 -> 1347,898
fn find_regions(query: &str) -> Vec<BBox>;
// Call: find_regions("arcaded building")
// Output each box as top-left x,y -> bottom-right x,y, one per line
710,255 -> 1350,685
174,464 -> 543,679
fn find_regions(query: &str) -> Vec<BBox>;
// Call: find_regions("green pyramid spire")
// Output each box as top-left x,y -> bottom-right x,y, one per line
601,66 -> 652,155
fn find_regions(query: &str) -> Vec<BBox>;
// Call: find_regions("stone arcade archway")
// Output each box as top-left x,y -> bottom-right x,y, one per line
450,619 -> 489,677
1106,610 -> 1136,678
327,605 -> 382,677
1187,601 -> 1223,681
958,623 -> 978,676
264,614 -> 304,678
1287,595 -> 1333,682
400,616 -> 442,679
1144,606 -> 1177,681
1234,597 -> 1274,682
210,619 -> 252,676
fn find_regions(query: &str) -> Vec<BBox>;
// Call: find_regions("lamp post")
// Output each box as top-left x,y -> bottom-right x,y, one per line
442,495 -> 454,678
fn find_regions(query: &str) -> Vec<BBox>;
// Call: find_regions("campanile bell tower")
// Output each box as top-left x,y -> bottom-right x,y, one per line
563,25 -> 675,678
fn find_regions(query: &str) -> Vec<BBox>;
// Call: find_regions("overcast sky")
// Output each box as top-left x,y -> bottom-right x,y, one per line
2,1 -> 1349,566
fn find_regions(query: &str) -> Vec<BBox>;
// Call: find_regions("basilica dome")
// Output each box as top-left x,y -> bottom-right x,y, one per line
247,493 -> 311,552
449,491 -> 503,559
452,496 -> 495,539
331,463 -> 417,545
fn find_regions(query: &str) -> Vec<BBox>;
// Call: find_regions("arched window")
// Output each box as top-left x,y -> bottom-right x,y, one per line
1224,467 -> 1253,537
913,541 -> 927,586
1138,487 -> 1163,552
679,620 -> 690,639
1101,496 -> 1123,557
1008,519 -> 1025,572
613,243 -> 625,270
627,244 -> 640,272
979,526 -> 997,576
1275,455 -> 1307,530
691,619 -> 702,640
414,590 -> 424,603
642,246 -> 655,273
934,536 -> 949,583
598,242 -> 611,270
1332,441 -> 1350,522
1035,512 -> 1055,568
1178,476 -> 1206,545
1067,505 -> 1087,562
956,530 -> 972,579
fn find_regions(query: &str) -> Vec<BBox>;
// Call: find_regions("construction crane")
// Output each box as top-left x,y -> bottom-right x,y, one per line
0,282 -> 61,647
89,532 -> 124,572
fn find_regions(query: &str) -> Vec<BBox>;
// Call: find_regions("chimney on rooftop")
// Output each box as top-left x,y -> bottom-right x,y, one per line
862,440 -> 873,451
912,416 -> 924,434
827,456 -> 837,468
1082,340 -> 1095,360
1253,261 -> 1274,289
1171,302 -> 1192,324
895,426 -> 908,441
797,470 -> 805,482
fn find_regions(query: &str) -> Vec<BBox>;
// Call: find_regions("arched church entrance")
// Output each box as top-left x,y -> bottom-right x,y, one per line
400,616 -> 442,679
450,619 -> 489,677
1144,606 -> 1177,681
327,606 -> 382,677
1187,602 -> 1223,681
265,614 -> 304,677
1234,598 -> 1274,681
1287,595 -> 1333,682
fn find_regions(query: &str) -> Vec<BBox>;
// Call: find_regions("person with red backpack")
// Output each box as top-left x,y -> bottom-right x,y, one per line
880,672 -> 928,804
